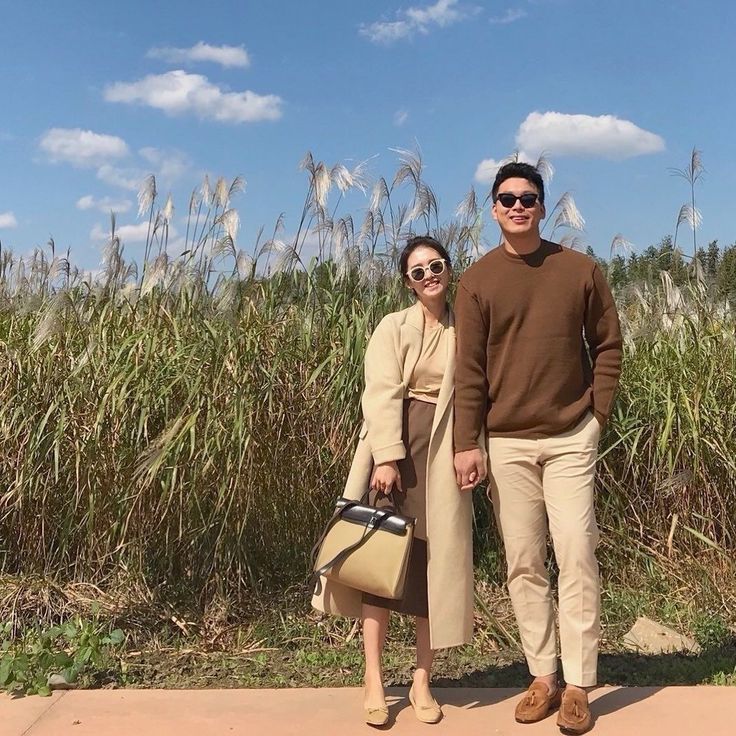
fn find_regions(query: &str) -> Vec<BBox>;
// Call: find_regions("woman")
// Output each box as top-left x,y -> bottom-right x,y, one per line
312,235 -> 477,726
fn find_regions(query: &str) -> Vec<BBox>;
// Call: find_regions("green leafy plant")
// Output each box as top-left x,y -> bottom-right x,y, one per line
0,619 -> 125,696
693,614 -> 733,650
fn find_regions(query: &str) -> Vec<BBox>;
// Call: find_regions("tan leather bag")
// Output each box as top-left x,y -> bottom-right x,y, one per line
311,493 -> 415,600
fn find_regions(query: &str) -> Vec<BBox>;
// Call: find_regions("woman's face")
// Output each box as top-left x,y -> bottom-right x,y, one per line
405,246 -> 450,303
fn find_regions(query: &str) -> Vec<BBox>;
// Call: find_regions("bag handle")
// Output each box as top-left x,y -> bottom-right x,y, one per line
310,491 -> 396,596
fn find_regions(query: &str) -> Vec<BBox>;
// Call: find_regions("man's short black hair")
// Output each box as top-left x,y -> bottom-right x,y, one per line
492,162 -> 545,205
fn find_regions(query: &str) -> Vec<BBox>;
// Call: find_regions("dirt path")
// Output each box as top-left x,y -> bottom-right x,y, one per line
3,686 -> 734,735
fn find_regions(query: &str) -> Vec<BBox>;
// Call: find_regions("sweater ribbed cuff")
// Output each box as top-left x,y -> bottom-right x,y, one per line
454,440 -> 480,453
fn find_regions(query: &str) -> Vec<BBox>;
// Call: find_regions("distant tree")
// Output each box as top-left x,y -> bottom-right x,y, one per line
606,255 -> 627,291
658,236 -> 688,285
716,244 -> 736,304
704,240 -> 720,279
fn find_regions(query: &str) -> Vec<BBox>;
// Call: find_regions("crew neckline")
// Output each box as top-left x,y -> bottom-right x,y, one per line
498,239 -> 549,264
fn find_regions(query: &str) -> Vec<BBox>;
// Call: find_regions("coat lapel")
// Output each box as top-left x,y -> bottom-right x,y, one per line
429,309 -> 455,449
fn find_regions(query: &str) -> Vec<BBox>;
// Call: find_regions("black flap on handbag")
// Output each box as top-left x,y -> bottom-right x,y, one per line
335,497 -> 414,536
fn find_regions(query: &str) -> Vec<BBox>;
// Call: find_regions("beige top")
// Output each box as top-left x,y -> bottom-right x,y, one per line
407,316 -> 449,404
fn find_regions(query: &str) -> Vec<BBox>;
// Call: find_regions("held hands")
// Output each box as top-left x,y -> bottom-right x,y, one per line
454,448 -> 487,491
370,461 -> 402,495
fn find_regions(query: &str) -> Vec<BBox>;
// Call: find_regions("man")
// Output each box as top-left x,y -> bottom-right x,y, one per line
454,162 -> 622,734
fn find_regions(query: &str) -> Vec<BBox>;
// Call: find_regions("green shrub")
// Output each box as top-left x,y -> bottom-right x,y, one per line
0,618 -> 125,696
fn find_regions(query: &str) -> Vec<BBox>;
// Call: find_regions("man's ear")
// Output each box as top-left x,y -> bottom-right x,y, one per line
491,202 -> 499,223
540,202 -> 546,219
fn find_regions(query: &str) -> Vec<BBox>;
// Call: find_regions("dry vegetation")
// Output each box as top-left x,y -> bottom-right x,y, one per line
0,151 -> 734,674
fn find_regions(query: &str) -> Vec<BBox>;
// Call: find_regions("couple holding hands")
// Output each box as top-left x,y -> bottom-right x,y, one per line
313,162 -> 623,734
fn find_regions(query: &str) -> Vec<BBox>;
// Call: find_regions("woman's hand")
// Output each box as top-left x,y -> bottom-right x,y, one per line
454,448 -> 486,491
370,461 -> 402,495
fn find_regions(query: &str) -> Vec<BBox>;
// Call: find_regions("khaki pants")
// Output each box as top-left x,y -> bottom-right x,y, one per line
488,412 -> 601,687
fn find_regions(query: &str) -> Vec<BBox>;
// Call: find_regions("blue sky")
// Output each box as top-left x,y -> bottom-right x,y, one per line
1,0 -> 734,270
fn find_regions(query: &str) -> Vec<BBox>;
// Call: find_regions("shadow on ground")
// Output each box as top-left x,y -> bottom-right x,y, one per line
431,643 -> 736,689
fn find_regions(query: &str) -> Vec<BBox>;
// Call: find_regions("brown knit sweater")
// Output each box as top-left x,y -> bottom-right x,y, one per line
453,240 -> 622,449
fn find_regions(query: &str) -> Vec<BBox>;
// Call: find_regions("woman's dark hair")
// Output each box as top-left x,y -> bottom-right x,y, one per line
398,235 -> 452,277
491,162 -> 545,204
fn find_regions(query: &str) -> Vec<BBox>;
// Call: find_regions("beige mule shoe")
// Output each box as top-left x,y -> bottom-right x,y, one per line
408,685 -> 443,724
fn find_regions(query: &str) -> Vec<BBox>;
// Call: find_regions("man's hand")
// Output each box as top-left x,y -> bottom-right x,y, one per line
370,461 -> 402,495
454,449 -> 487,491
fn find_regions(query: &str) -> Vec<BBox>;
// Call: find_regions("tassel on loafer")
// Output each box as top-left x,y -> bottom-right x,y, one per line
514,681 -> 562,723
556,688 -> 593,734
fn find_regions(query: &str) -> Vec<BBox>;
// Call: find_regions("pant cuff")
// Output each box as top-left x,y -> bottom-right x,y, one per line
527,658 -> 559,678
562,670 -> 597,688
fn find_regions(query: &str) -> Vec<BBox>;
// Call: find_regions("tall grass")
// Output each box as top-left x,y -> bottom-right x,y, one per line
0,153 -> 734,619
600,272 -> 736,554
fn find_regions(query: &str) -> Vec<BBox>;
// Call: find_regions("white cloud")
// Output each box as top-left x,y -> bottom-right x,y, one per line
475,152 -> 541,184
474,158 -> 505,185
489,8 -> 527,24
0,211 -> 18,228
406,0 -> 465,26
91,146 -> 191,193
475,111 -> 665,184
147,42 -> 250,68
96,164 -> 143,192
39,128 -> 129,167
394,109 -> 409,126
91,220 -> 178,244
139,147 -> 190,184
360,0 -> 473,44
104,70 -> 283,123
516,111 -> 665,159
76,195 -> 132,213
93,147 -> 190,192
363,20 -> 413,43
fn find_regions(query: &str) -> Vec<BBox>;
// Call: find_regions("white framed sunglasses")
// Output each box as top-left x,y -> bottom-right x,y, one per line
407,258 -> 447,283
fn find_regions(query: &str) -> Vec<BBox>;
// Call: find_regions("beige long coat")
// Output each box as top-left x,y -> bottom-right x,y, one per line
312,302 -> 476,649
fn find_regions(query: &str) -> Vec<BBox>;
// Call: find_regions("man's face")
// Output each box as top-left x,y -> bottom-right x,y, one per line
491,177 -> 545,236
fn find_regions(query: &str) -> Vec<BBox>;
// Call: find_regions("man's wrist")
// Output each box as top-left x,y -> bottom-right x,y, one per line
454,444 -> 479,453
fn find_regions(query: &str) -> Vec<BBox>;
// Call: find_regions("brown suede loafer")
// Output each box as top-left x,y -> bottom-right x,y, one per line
556,688 -> 593,734
514,682 -> 562,723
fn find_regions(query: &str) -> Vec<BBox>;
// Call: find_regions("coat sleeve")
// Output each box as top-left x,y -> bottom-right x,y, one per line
361,316 -> 406,465
584,263 -> 623,426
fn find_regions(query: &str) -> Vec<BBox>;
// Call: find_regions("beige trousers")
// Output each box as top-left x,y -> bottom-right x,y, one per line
488,412 -> 601,687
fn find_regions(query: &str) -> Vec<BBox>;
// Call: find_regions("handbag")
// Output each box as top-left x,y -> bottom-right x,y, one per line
310,491 -> 415,600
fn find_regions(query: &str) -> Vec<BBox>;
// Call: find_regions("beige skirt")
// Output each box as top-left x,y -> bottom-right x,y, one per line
363,398 -> 434,618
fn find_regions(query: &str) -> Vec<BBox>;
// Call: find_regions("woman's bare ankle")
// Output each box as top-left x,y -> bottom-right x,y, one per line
363,672 -> 385,705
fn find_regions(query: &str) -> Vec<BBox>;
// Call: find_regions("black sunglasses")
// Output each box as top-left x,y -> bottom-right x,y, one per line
407,258 -> 447,282
495,192 -> 539,209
